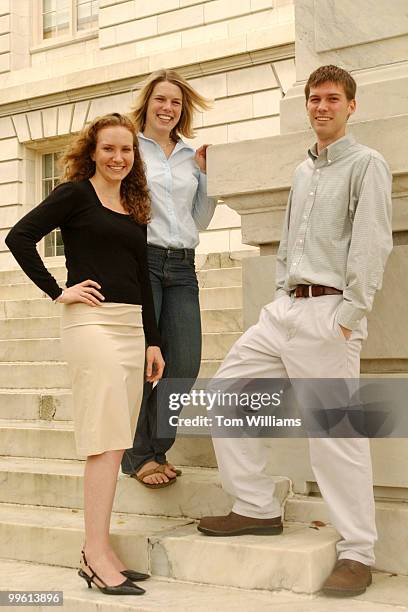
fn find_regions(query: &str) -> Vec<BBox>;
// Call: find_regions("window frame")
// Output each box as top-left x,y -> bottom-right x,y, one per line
35,145 -> 67,262
32,0 -> 99,51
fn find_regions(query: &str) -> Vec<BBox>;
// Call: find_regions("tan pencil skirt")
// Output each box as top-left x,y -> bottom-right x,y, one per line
61,303 -> 145,457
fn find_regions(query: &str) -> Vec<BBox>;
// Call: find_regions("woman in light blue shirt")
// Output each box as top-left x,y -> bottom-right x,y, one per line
121,69 -> 216,487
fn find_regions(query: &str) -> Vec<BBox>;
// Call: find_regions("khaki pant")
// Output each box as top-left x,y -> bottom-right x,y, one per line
212,293 -> 377,565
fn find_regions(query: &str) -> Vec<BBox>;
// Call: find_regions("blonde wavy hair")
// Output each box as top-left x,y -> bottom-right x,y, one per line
59,113 -> 150,224
132,69 -> 211,141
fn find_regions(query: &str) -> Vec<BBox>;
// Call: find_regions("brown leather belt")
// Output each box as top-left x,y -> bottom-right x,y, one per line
293,285 -> 343,298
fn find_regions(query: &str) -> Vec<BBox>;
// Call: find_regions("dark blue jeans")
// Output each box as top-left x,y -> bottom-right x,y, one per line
121,244 -> 202,474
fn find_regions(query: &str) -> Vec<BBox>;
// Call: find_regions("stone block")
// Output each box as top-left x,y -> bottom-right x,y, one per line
70,101 -> 90,133
26,111 -> 43,140
0,52 -> 10,73
251,0 -> 274,8
188,72 -> 227,99
0,32 -> 9,53
0,160 -> 20,183
228,115 -> 280,142
88,92 -> 131,121
99,0 -> 136,28
190,124 -> 228,146
98,24 -> 117,48
0,14 -> 10,35
203,93 -> 252,127
228,9 -> 278,37
0,182 -> 18,206
246,21 -> 295,52
207,203 -> 241,230
315,0 -> 408,53
115,15 -> 157,46
0,137 -> 20,161
158,4 -> 204,35
11,114 -> 30,142
153,523 -> 338,593
362,247 -> 408,360
181,21 -> 228,47
227,63 -> 278,96
57,104 -> 74,136
195,229 -> 230,254
135,31 -> 181,57
273,57 -> 296,94
41,108 -> 58,138
204,0 -> 251,23
253,88 -> 281,117
0,116 -> 15,139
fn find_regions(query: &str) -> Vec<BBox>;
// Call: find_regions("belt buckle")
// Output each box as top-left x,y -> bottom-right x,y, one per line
308,285 -> 313,298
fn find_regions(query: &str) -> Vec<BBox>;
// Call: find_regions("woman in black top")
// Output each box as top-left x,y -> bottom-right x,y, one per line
6,113 -> 164,596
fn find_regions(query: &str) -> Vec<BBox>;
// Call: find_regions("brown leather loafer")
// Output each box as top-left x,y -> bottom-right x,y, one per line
197,511 -> 283,536
322,559 -> 372,597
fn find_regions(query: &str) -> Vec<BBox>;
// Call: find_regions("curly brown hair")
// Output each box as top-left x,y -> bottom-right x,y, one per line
59,113 -> 150,224
132,69 -> 211,141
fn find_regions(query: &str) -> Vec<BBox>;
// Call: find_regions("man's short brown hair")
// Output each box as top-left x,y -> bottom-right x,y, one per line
305,65 -> 356,101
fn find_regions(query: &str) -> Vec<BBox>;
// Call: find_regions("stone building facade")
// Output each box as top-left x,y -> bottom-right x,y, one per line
0,0 -> 295,267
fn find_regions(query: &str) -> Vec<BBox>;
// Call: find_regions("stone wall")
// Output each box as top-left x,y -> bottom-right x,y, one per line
0,0 -> 296,269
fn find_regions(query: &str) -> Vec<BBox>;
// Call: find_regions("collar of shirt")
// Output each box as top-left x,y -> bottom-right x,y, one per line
138,132 -> 194,155
307,133 -> 356,166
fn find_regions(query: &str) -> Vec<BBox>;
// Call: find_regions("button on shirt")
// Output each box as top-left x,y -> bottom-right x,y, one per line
138,133 -> 216,249
275,134 -> 393,330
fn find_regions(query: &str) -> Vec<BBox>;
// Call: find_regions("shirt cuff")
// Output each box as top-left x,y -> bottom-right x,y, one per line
335,300 -> 365,330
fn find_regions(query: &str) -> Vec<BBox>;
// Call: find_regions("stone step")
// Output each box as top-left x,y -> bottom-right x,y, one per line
0,389 -> 72,420
0,456 -> 289,519
0,359 -> 221,389
0,284 -> 242,307
285,495 -> 408,577
0,332 -> 239,362
0,559 -> 351,612
0,502 -> 338,594
0,266 -> 241,296
0,419 -> 215,464
0,307 -> 242,336
0,309 -> 242,338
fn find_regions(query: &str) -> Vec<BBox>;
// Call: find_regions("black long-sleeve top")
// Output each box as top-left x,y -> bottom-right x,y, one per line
5,179 -> 161,347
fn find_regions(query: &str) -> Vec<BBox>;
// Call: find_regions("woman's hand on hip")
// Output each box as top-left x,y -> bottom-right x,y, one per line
55,280 -> 105,306
145,346 -> 165,383
195,144 -> 210,174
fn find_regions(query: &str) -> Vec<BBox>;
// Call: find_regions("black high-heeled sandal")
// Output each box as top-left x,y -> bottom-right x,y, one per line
78,551 -> 145,595
80,549 -> 149,582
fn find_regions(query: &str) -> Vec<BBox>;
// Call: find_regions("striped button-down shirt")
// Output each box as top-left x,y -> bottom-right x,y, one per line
138,133 -> 216,249
276,133 -> 393,330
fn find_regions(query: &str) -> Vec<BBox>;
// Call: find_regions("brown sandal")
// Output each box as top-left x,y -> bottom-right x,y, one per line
131,464 -> 177,489
165,463 -> 182,477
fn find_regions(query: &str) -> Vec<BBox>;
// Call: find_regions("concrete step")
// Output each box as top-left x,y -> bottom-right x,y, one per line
0,266 -> 66,286
0,308 -> 242,337
0,419 -> 215,464
0,559 -> 362,612
285,495 -> 408,577
0,456 -> 289,519
0,389 -> 72,420
0,332 -> 239,362
0,502 -> 338,594
0,359 -> 221,389
0,285 -> 242,309
0,255 -> 245,287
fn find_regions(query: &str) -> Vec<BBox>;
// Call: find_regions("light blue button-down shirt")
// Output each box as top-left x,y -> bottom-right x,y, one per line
138,133 -> 216,249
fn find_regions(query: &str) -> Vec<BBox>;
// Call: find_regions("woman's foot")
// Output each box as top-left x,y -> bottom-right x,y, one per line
81,548 -> 126,587
136,460 -> 176,485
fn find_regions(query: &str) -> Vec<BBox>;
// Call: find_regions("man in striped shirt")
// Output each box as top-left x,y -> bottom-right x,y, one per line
198,65 -> 393,597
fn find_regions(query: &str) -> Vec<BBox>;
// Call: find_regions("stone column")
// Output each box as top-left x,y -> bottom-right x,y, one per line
207,0 -> 408,496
